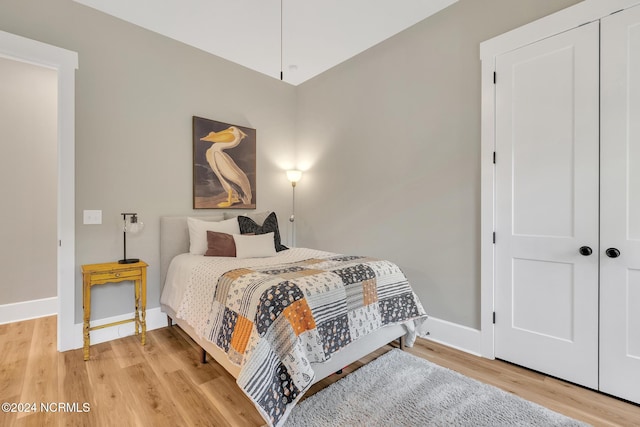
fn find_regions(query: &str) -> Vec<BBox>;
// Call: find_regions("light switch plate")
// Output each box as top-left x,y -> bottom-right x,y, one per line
83,210 -> 102,225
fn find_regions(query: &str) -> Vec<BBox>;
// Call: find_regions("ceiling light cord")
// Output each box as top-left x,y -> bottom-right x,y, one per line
280,0 -> 283,81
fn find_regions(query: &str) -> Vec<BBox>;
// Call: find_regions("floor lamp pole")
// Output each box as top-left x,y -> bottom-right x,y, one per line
286,169 -> 302,248
289,182 -> 296,247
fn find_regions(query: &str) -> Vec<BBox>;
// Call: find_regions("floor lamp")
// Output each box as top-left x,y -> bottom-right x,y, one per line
286,170 -> 302,247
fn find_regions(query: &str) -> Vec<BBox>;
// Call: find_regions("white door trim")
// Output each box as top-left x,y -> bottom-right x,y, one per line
0,30 -> 78,351
479,0 -> 640,359
480,0 -> 640,60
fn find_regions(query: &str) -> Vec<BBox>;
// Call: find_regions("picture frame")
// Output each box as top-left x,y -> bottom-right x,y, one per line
193,116 -> 256,209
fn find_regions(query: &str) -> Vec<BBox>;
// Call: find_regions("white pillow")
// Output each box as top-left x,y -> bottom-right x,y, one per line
233,232 -> 277,259
188,217 -> 240,255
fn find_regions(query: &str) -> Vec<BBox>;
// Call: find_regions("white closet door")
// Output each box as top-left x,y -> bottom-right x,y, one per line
494,22 -> 600,388
600,5 -> 640,404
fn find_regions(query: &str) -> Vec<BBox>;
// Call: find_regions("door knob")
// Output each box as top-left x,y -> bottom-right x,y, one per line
579,246 -> 593,256
606,248 -> 621,258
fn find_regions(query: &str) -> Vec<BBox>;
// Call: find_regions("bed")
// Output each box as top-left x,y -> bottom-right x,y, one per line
159,214 -> 428,426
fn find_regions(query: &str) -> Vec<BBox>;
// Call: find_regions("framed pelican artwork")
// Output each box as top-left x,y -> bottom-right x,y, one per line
192,116 -> 256,209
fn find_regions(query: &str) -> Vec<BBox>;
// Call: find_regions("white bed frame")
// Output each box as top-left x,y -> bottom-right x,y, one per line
159,215 -> 407,384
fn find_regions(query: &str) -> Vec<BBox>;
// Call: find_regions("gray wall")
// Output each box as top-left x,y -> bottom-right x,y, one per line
0,0 -> 297,323
0,0 -> 584,329
0,57 -> 57,304
295,0 -> 583,329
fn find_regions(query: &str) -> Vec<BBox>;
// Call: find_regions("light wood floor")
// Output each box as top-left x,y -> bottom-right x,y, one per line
1,316 -> 639,426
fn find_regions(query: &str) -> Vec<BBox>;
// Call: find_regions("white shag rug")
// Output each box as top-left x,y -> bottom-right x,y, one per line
284,349 -> 590,427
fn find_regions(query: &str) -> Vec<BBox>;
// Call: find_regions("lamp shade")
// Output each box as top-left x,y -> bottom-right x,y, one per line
125,214 -> 144,233
119,212 -> 143,264
286,170 -> 302,183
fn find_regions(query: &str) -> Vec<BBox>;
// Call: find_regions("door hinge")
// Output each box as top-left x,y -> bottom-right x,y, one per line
493,151 -> 496,164
493,312 -> 496,324
493,72 -> 496,84
59,240 -> 62,247
492,232 -> 496,244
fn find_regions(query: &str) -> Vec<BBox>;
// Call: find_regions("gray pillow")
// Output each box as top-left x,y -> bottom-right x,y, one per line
224,210 -> 270,225
237,212 -> 288,252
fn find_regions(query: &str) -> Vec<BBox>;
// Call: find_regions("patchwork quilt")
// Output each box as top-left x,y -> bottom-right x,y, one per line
200,254 -> 427,426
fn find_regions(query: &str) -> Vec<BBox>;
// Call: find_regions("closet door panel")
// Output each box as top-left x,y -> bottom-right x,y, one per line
494,21 -> 600,389
600,4 -> 640,404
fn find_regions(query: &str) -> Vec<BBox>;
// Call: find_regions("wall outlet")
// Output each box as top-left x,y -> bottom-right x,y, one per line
83,210 -> 102,225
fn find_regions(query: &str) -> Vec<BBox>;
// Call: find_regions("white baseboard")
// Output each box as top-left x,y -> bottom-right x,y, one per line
2,300 -> 484,358
0,296 -> 57,325
71,307 -> 168,349
419,316 -> 483,356
74,311 -> 485,357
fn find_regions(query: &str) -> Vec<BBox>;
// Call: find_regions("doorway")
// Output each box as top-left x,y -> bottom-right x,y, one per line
0,57 -> 58,311
0,30 -> 78,351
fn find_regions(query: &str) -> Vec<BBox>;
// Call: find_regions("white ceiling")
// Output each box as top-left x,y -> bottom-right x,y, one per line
74,0 -> 458,85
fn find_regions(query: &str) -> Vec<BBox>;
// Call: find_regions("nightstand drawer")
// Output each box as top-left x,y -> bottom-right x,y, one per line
90,268 -> 141,282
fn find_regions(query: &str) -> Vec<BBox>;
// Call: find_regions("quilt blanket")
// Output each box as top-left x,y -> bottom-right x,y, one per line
202,254 -> 427,426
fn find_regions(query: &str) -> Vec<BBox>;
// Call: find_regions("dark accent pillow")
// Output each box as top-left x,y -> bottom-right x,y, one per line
237,212 -> 288,252
204,231 -> 236,257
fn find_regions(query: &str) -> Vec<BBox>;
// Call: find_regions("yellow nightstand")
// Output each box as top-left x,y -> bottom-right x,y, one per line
81,261 -> 148,361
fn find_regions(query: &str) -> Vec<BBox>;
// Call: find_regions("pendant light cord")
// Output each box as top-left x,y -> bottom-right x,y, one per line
280,0 -> 283,81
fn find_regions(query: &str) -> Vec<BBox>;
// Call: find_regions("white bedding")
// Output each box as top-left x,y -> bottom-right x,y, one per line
160,247 -> 335,339
161,246 -> 428,426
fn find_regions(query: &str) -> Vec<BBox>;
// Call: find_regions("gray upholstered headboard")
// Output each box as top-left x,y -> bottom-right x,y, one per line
159,215 -> 223,290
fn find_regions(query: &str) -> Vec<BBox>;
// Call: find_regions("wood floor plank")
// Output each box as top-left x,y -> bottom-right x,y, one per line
139,331 -> 181,378
57,350 -> 97,427
2,316 -> 639,426
119,359 -> 185,426
199,373 -> 265,427
0,360 -> 27,405
166,369 -> 231,427
83,342 -> 141,425
0,394 -> 21,427
108,333 -> 147,369
0,320 -> 34,401
166,325 -> 201,353
17,316 -> 57,422
1,321 -> 35,364
12,410 -> 57,427
143,332 -> 230,426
